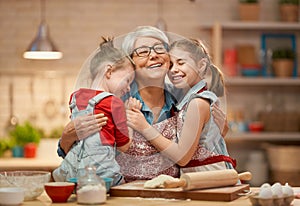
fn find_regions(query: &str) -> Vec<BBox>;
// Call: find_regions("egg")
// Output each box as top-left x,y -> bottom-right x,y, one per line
258,187 -> 273,199
271,182 -> 283,198
260,183 -> 271,189
282,183 -> 294,196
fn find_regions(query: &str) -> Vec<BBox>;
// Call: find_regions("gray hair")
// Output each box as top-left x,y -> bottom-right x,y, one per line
121,26 -> 169,56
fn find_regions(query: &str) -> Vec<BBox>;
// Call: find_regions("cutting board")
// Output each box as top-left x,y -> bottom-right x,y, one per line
110,181 -> 250,202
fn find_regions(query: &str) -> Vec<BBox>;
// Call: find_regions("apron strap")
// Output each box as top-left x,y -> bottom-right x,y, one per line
182,155 -> 237,169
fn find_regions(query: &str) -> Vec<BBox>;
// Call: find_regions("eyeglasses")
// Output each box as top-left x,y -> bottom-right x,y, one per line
132,43 -> 169,57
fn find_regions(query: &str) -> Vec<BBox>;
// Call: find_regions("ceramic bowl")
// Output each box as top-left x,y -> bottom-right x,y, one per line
103,177 -> 113,192
241,64 -> 261,77
0,187 -> 24,205
44,182 -> 75,203
0,171 -> 51,201
248,121 -> 264,132
241,69 -> 260,77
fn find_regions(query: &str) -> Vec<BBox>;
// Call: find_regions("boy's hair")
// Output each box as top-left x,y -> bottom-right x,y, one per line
170,38 -> 225,97
90,37 -> 133,81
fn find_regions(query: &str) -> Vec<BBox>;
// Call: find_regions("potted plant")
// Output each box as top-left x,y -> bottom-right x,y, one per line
239,0 -> 260,21
0,138 -> 13,157
279,0 -> 299,22
9,121 -> 42,158
272,48 -> 296,77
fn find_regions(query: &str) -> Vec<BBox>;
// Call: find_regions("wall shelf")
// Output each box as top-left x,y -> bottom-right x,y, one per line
227,132 -> 300,142
225,77 -> 300,86
200,21 -> 300,70
201,22 -> 300,144
200,22 -> 300,31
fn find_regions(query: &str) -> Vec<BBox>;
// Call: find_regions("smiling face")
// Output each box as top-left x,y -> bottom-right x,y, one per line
106,59 -> 135,97
168,48 -> 202,89
131,37 -> 170,86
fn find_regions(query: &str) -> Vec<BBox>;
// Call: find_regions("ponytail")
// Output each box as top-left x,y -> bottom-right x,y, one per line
90,37 -> 129,81
208,64 -> 225,97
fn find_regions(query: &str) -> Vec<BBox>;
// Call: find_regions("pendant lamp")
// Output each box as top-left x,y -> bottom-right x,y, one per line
23,0 -> 62,60
155,0 -> 167,31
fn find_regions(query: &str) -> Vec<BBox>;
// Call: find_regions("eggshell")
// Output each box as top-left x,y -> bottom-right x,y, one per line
259,187 -> 273,199
271,182 -> 283,198
282,183 -> 294,197
260,183 -> 271,189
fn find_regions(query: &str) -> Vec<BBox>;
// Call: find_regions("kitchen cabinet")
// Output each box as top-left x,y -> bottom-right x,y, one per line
200,22 -> 300,185
200,21 -> 300,70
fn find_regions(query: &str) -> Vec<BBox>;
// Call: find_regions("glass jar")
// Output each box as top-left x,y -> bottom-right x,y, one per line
76,166 -> 106,204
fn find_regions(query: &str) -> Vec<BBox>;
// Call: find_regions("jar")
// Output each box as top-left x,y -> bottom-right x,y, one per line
76,166 -> 106,204
24,143 -> 37,158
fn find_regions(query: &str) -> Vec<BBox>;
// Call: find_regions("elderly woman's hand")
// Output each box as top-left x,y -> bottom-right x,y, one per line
60,113 -> 108,153
212,104 -> 229,138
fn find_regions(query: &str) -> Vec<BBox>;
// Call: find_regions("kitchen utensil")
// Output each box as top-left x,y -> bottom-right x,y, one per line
6,82 -> 18,131
60,76 -> 68,117
163,169 -> 252,190
110,180 -> 250,201
44,78 -> 58,119
29,77 -> 37,122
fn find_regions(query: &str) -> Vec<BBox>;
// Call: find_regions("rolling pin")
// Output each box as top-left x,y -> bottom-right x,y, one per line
164,169 -> 252,191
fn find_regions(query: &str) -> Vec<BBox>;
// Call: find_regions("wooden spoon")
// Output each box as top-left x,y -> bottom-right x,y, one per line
6,82 -> 18,131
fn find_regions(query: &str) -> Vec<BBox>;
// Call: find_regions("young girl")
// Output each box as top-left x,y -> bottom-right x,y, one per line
126,38 -> 235,173
53,38 -> 136,185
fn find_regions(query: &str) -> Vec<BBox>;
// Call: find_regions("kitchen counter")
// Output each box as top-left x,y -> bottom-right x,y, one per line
0,139 -> 62,172
0,157 -> 62,172
22,190 -> 300,206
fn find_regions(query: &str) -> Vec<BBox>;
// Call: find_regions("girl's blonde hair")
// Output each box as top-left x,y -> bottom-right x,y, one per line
170,38 -> 225,97
90,37 -> 133,81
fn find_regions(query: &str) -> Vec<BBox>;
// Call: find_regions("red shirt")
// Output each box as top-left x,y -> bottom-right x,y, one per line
69,88 -> 130,147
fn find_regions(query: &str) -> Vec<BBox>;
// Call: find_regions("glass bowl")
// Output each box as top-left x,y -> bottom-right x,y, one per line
0,171 -> 51,201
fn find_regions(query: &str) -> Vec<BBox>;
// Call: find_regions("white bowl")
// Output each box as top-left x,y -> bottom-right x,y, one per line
0,171 -> 51,201
0,187 -> 24,205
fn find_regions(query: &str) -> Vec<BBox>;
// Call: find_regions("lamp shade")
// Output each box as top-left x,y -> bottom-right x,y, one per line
23,21 -> 62,60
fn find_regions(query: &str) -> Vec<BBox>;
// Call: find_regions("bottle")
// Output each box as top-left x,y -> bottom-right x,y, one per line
76,166 -> 106,204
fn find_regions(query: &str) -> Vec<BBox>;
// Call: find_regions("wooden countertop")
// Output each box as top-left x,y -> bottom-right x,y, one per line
22,190 -> 300,206
0,139 -> 62,172
0,157 -> 62,171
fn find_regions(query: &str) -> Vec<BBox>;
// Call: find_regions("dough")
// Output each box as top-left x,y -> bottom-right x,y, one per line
144,174 -> 178,189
